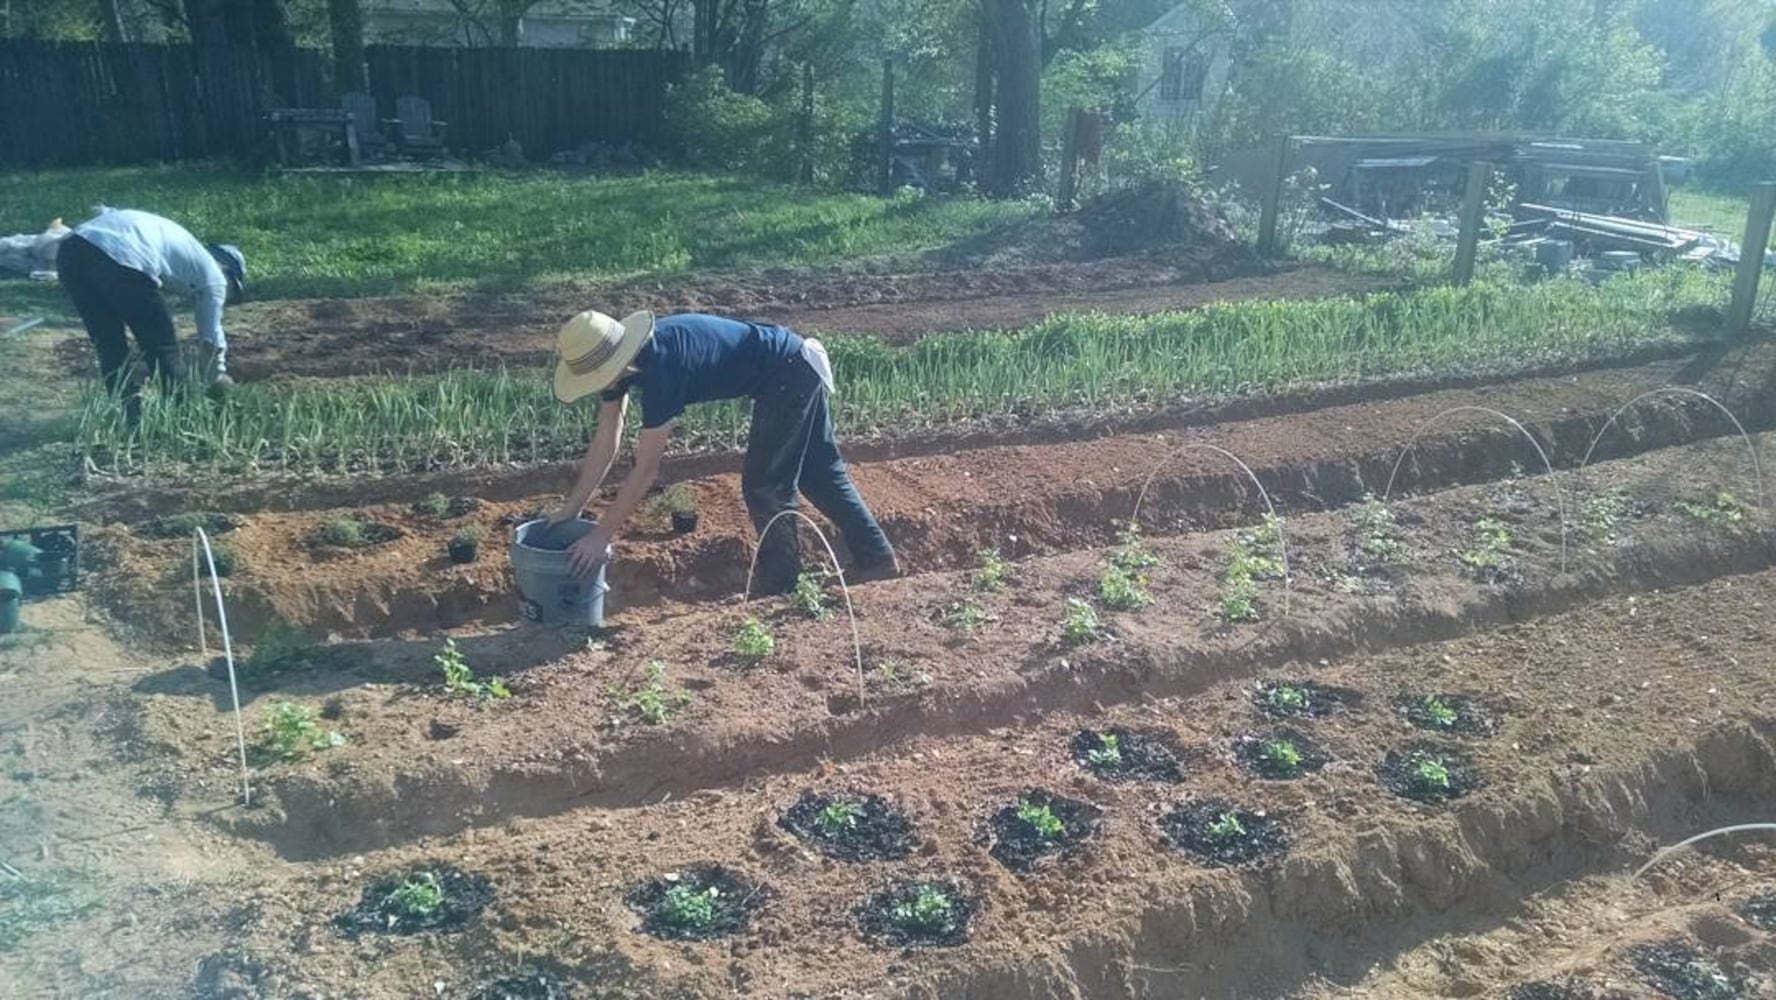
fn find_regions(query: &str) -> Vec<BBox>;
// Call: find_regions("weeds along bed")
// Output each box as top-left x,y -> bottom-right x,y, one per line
78,269 -> 1727,477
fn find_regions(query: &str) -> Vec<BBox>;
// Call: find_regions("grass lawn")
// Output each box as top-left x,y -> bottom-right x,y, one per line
1669,187 -> 1773,247
0,166 -> 1034,301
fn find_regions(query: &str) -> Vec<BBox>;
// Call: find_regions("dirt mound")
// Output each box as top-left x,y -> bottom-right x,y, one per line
940,181 -> 1246,267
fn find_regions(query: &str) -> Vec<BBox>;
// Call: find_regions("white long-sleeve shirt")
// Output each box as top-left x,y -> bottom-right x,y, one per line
74,209 -> 229,357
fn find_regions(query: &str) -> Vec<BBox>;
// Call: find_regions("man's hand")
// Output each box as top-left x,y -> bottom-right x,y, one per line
568,524 -> 613,579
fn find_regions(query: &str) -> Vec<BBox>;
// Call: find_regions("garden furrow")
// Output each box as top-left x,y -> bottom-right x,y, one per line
89,338 -> 1776,644
140,431 -> 1776,858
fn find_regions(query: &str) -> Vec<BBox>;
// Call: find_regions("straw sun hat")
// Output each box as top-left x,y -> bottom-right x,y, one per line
552,309 -> 655,403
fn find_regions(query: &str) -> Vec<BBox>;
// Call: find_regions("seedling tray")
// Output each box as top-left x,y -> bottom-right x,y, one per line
0,524 -> 79,596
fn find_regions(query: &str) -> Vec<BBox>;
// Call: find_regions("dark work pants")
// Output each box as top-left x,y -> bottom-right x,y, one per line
57,234 -> 185,419
743,351 -> 895,593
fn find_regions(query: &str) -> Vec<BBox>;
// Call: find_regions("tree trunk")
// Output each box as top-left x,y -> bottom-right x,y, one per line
974,5 -> 994,160
98,0 -> 128,41
328,0 -> 365,91
982,0 -> 1041,197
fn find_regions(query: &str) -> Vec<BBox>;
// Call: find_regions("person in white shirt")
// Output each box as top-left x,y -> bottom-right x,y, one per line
56,208 -> 245,423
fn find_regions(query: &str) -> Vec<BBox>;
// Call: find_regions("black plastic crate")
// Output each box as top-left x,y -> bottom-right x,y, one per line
0,524 -> 80,596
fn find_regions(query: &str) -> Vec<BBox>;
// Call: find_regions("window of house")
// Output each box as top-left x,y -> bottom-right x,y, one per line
1160,47 -> 1206,103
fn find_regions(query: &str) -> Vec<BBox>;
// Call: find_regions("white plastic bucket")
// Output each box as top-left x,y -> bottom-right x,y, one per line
510,519 -> 610,627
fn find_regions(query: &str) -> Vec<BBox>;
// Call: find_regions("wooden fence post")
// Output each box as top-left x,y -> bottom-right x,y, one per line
1256,134 -> 1291,257
1056,107 -> 1083,212
877,59 -> 895,197
1453,160 -> 1493,286
1726,182 -> 1776,337
798,62 -> 815,186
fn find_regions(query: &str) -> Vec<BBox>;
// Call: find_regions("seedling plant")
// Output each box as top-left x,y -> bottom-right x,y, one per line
1159,799 -> 1288,867
611,661 -> 691,725
1070,727 -> 1184,782
1060,598 -> 1103,645
892,884 -> 955,933
1352,495 -> 1404,564
790,572 -> 830,620
731,617 -> 775,661
938,598 -> 991,632
972,548 -> 1012,592
815,795 -> 863,836
779,790 -> 914,861
1109,523 -> 1160,571
437,639 -> 511,700
628,867 -> 761,941
413,492 -> 451,517
1676,490 -> 1743,526
1457,516 -> 1512,573
384,872 -> 445,926
859,879 -> 975,948
987,790 -> 1100,871
1015,798 -> 1064,840
1216,514 -> 1284,623
658,884 -> 719,930
1378,743 -> 1483,804
1098,562 -> 1152,611
259,702 -> 345,762
1206,811 -> 1246,843
1085,732 -> 1121,768
1420,695 -> 1458,729
320,517 -> 367,548
1581,488 -> 1633,546
334,864 -> 494,937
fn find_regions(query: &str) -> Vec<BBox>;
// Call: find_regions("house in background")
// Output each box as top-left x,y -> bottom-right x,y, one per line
1133,2 -> 1235,124
364,0 -> 637,47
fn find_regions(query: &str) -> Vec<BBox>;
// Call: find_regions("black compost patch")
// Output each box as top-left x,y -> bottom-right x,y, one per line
1251,679 -> 1356,720
856,878 -> 976,949
626,865 -> 767,941
1377,741 -> 1485,805
137,511 -> 244,539
1739,889 -> 1776,931
465,971 -> 576,1000
333,864 -> 493,937
1394,692 -> 1496,736
1070,727 -> 1184,783
1628,942 -> 1744,1000
1232,728 -> 1330,780
1158,798 -> 1289,868
778,790 -> 915,862
984,789 -> 1101,873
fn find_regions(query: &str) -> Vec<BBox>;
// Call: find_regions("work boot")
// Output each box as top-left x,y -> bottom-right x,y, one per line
846,552 -> 903,584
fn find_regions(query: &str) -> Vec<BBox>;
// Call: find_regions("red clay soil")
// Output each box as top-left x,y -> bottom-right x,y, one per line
144,547 -> 1776,999
85,342 -> 1776,643
52,258 -> 1387,381
120,432 -> 1775,860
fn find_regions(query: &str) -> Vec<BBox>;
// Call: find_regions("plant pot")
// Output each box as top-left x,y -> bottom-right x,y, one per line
671,512 -> 699,535
447,540 -> 479,564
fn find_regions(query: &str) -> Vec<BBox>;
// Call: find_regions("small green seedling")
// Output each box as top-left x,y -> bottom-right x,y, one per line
1206,811 -> 1246,842
1015,799 -> 1064,841
1354,496 -> 1403,562
613,661 -> 691,725
1235,514 -> 1285,577
1110,523 -> 1160,571
891,884 -> 956,932
1259,739 -> 1302,773
1086,732 -> 1122,768
1215,576 -> 1260,623
384,872 -> 444,923
650,483 -> 697,519
659,883 -> 719,929
1098,563 -> 1152,611
1676,490 -> 1744,526
814,795 -> 863,836
972,549 -> 1011,592
790,572 -> 830,620
1060,598 -> 1102,645
436,638 -> 511,700
939,598 -> 990,632
319,517 -> 368,548
1457,516 -> 1512,571
1267,684 -> 1309,712
1420,695 -> 1459,729
244,619 -> 310,678
413,492 -> 451,517
202,542 -> 238,578
1408,753 -> 1452,791
260,702 -> 345,761
1581,489 -> 1632,545
731,617 -> 775,660
451,524 -> 486,547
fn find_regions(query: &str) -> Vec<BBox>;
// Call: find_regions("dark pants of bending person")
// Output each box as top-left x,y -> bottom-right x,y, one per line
57,234 -> 185,424
742,351 -> 894,593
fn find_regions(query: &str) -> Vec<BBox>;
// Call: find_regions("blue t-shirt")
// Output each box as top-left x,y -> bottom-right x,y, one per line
601,314 -> 802,429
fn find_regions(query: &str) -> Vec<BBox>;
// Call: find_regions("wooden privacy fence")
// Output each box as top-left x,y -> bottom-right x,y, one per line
0,41 -> 689,169
364,46 -> 690,155
0,41 -> 326,167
